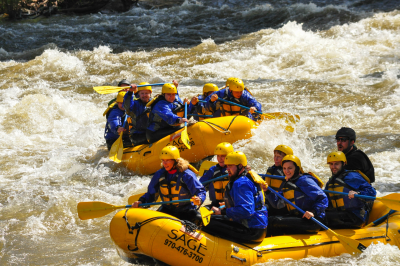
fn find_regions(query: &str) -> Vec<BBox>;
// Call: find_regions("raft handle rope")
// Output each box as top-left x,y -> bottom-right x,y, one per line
122,209 -> 199,248
386,213 -> 391,241
198,116 -> 238,135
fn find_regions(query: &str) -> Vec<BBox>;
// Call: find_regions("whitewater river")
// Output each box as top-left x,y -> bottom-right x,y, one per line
1,0 -> 400,265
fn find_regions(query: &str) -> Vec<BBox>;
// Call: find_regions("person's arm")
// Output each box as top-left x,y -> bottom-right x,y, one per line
123,90 -> 136,118
345,173 -> 376,199
298,178 -> 328,218
107,108 -> 123,135
183,171 -> 206,204
199,166 -> 215,191
204,91 -> 220,113
225,179 -> 256,220
153,101 -> 182,125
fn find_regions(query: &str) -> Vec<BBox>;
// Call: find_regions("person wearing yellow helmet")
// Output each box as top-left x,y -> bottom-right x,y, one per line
203,151 -> 268,243
263,145 -> 294,216
104,91 -> 131,150
324,151 -> 376,229
132,146 -> 206,221
146,80 -> 190,143
204,77 -> 262,121
189,83 -> 219,121
335,127 -> 375,183
123,82 -> 153,146
266,155 -> 328,236
199,142 -> 233,208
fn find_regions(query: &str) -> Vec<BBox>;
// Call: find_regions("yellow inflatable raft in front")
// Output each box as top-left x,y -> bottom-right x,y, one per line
110,201 -> 400,265
121,116 -> 256,175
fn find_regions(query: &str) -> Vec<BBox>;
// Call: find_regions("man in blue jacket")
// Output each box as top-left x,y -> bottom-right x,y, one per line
204,78 -> 262,121
204,151 -> 268,243
146,81 -> 190,143
104,91 -> 131,150
132,146 -> 206,222
325,151 -> 376,229
124,82 -> 152,146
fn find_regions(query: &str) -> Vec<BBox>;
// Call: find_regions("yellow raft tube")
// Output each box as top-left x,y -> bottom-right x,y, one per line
110,201 -> 400,265
121,116 -> 256,175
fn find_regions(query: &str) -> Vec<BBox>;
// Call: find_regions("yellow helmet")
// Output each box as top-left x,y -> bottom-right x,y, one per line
327,151 -> 347,164
138,82 -> 152,92
160,146 -> 180,160
116,91 -> 126,103
203,83 -> 219,94
274,145 -> 293,156
225,77 -> 235,87
162,83 -> 177,94
229,78 -> 245,92
224,151 -> 247,166
214,142 -> 234,155
282,155 -> 301,168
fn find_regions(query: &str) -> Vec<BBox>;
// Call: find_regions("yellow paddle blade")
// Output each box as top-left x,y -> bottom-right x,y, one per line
199,207 -> 214,226
326,229 -> 366,254
109,134 -> 124,163
198,161 -> 218,176
377,193 -> 400,211
181,127 -> 191,149
77,201 -> 125,220
93,86 -> 130,94
128,193 -> 146,205
188,164 -> 199,175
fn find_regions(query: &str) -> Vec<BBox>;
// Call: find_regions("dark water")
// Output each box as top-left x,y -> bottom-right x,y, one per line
1,0 -> 400,61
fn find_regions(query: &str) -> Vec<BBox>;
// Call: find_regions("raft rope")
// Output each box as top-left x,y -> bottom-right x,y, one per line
198,116 -> 238,135
385,213 -> 391,241
122,209 -> 199,248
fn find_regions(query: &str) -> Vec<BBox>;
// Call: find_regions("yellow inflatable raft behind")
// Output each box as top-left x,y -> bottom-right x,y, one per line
121,116 -> 256,175
110,201 -> 400,265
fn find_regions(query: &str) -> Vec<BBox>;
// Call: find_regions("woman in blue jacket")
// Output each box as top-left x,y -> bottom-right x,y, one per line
132,146 -> 206,222
267,155 -> 328,236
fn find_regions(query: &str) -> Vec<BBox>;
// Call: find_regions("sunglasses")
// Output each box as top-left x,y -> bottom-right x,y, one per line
336,137 -> 349,142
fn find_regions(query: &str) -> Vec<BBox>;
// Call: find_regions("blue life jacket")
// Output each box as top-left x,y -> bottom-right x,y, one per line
189,94 -> 217,121
224,172 -> 268,229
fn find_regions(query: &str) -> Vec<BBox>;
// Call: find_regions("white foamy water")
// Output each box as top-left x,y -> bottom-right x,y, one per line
1,9 -> 400,265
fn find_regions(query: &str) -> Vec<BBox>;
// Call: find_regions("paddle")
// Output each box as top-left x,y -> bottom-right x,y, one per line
93,83 -> 166,94
181,102 -> 191,149
199,205 -> 225,226
77,199 -> 192,220
365,209 -> 397,227
109,115 -> 128,163
127,173 -> 229,205
324,190 -> 400,212
267,187 -> 366,254
189,114 -> 213,118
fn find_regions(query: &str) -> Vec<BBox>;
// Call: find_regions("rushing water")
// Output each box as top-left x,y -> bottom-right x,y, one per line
1,0 -> 400,265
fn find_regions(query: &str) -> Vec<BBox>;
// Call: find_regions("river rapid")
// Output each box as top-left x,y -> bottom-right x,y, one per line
1,0 -> 400,265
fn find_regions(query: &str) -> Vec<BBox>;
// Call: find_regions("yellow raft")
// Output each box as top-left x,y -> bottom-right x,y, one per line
121,116 -> 256,175
110,201 -> 400,265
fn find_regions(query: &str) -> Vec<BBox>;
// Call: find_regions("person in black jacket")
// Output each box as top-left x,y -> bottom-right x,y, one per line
335,127 -> 375,183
